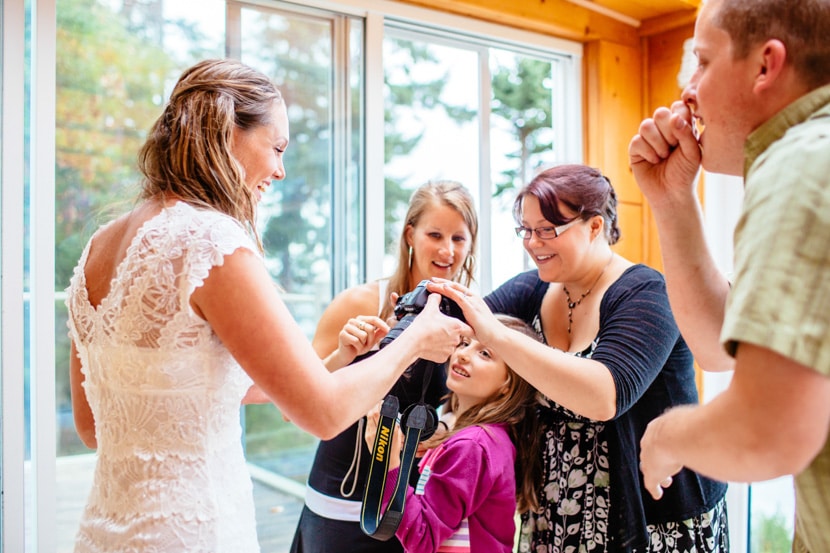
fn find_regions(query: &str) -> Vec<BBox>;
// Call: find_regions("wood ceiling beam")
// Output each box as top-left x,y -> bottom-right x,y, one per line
394,0 -> 641,46
639,8 -> 699,37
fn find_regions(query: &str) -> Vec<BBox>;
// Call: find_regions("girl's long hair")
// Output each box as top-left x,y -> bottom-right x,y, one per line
425,314 -> 542,513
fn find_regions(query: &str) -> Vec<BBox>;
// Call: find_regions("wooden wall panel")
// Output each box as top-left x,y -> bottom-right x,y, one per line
646,25 -> 694,114
583,40 -> 642,202
616,201 -> 643,263
641,23 -> 696,270
583,39 -> 644,263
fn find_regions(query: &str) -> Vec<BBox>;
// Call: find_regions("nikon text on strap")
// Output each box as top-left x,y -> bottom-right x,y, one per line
360,395 -> 433,541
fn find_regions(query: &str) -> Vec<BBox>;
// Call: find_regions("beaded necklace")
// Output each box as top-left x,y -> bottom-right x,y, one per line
562,254 -> 614,334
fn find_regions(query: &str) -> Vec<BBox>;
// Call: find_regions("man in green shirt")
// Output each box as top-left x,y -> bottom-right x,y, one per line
628,0 -> 830,551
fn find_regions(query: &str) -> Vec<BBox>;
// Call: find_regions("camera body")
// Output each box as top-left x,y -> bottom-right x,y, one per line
379,279 -> 465,349
376,279 -> 465,442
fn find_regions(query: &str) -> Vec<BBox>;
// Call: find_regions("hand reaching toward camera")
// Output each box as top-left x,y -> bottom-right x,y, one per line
323,315 -> 390,370
402,293 -> 470,364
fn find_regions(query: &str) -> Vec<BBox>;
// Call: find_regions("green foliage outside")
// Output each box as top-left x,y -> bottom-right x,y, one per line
751,510 -> 793,553
383,39 -> 476,251
54,0 -> 183,454
238,12 -> 335,293
491,57 -> 553,198
55,0 -> 178,290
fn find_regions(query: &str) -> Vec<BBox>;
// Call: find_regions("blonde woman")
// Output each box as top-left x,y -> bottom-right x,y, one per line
291,181 -> 478,553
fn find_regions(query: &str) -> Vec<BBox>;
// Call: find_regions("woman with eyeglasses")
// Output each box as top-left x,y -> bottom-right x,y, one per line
429,164 -> 729,553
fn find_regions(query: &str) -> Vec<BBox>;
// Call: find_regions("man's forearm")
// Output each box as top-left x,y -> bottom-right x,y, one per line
642,345 -> 830,490
651,198 -> 734,372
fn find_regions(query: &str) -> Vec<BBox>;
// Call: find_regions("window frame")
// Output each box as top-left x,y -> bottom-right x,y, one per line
2,0 -> 29,550
358,0 -> 583,287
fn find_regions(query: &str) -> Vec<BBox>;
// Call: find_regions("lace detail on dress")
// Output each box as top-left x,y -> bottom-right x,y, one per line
66,202 -> 262,553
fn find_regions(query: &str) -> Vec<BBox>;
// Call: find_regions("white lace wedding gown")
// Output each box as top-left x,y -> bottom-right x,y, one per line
67,202 -> 261,553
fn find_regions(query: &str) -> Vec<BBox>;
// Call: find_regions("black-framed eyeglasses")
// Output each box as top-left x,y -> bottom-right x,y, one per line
515,218 -> 581,240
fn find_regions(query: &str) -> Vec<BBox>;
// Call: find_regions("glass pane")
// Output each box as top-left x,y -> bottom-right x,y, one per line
383,34 -> 479,273
489,49 -> 559,288
54,0 -> 227,448
236,5 -> 364,549
236,3 -> 332,483
750,477 -> 794,552
239,5 -> 334,336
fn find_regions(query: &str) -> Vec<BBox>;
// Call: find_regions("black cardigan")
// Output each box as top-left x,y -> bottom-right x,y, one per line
485,265 -> 727,551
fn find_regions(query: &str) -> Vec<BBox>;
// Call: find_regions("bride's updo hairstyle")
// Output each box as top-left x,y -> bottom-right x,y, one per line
137,59 -> 283,249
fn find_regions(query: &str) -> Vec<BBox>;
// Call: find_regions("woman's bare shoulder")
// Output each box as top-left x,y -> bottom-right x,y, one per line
327,280 -> 381,316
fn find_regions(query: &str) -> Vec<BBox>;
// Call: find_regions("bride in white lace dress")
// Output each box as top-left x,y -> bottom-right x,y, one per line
66,59 -> 468,553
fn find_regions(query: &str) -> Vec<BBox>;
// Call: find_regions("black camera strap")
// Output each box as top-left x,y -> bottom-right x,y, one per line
361,368 -> 435,541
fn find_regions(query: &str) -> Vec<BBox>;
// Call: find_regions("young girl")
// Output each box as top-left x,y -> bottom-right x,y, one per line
364,314 -> 541,553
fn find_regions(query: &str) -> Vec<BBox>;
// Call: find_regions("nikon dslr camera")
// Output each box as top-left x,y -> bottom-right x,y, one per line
379,279 -> 465,348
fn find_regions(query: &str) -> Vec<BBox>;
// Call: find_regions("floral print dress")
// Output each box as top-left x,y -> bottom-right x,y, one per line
517,340 -> 729,553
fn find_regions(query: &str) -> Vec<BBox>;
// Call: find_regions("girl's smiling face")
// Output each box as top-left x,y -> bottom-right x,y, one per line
231,100 -> 290,202
447,333 -> 509,413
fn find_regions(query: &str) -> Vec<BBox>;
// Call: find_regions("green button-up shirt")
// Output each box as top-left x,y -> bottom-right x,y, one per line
723,83 -> 830,553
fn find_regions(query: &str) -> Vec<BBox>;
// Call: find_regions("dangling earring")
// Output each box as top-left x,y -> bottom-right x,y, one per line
408,246 -> 413,270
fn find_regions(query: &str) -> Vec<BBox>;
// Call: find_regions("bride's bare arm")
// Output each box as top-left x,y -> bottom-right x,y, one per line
192,247 -> 467,440
70,341 -> 97,448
